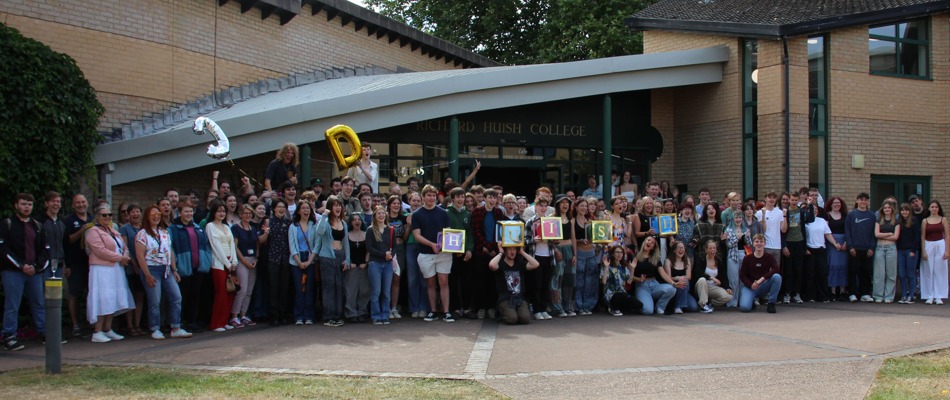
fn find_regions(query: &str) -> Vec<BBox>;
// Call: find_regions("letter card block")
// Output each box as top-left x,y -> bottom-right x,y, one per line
499,221 -> 525,247
591,220 -> 613,244
539,217 -> 563,240
441,229 -> 466,254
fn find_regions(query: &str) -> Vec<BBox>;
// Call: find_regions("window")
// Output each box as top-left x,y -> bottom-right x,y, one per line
869,19 -> 929,78
742,39 -> 758,198
808,35 -> 828,195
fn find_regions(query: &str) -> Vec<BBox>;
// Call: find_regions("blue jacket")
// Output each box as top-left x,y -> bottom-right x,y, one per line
168,219 -> 213,277
314,215 -> 350,266
288,221 -> 319,267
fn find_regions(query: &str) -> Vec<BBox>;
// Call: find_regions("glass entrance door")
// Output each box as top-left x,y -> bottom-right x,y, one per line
870,175 -> 931,207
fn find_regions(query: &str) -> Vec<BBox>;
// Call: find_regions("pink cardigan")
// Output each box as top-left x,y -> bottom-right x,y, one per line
84,225 -> 129,266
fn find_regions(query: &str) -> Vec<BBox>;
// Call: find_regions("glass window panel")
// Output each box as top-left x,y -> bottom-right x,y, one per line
366,143 -> 388,156
869,40 -> 897,74
869,25 -> 895,37
572,148 -> 596,162
808,136 -> 827,194
900,43 -> 927,76
463,145 -> 498,159
424,144 -> 447,159
898,21 -> 926,40
396,144 -> 423,158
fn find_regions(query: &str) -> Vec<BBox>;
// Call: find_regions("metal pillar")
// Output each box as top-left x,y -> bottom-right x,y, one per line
300,145 -> 312,188
449,116 -> 459,181
602,95 -> 612,201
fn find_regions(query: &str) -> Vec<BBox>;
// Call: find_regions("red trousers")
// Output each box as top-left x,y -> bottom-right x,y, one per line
210,268 -> 235,329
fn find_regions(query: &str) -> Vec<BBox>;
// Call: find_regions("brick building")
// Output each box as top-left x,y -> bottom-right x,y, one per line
629,0 -> 950,205
0,0 -> 495,205
4,0 -> 946,206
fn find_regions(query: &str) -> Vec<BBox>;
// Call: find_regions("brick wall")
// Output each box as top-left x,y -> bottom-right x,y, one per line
643,13 -> 949,201
0,0 -> 467,136
645,31 -> 743,198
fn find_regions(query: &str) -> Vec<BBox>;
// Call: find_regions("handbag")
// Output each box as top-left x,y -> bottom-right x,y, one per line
226,269 -> 241,293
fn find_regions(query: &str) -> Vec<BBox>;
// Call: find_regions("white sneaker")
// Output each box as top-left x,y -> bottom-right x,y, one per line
170,328 -> 192,338
674,307 -> 683,314
937,299 -> 944,305
151,330 -> 166,340
700,304 -> 714,314
391,309 -> 402,319
91,332 -> 111,343
655,309 -> 665,315
104,330 -> 125,341
849,295 -> 858,303
541,312 -> 552,320
534,312 -> 545,320
224,324 -> 235,330
860,295 -> 874,303
793,294 -> 803,304
212,327 -> 226,332
925,298 -> 934,305
782,294 -> 791,304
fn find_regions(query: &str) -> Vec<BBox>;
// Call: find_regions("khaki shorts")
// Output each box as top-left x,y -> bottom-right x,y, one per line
417,253 -> 452,279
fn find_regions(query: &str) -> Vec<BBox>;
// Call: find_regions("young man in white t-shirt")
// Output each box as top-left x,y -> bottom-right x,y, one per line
756,192 -> 787,263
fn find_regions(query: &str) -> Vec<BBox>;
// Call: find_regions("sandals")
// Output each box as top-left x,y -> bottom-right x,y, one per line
128,326 -> 145,337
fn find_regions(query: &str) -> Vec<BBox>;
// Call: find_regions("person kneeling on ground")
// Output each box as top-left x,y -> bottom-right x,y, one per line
489,245 -> 539,325
739,234 -> 782,313
602,246 -> 643,316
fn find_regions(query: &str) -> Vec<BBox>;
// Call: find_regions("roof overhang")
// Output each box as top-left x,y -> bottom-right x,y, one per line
626,1 -> 950,38
95,46 -> 729,186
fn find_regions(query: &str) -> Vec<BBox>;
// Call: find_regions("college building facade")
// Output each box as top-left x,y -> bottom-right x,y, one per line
3,0 -> 948,206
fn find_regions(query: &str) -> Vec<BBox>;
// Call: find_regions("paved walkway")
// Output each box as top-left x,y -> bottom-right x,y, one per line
3,301 -> 948,399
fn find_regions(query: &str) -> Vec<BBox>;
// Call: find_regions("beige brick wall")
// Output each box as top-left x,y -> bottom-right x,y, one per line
644,13 -> 949,200
645,31 -> 743,198
1,0 -> 467,135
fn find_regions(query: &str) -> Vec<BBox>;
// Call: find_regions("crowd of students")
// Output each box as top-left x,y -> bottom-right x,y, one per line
2,142 -> 949,351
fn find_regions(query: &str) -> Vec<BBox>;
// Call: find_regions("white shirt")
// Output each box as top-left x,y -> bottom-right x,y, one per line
756,207 -> 784,250
805,217 -> 832,249
347,160 -> 379,193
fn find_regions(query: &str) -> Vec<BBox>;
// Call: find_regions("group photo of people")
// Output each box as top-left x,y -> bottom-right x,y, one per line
2,141 -> 949,352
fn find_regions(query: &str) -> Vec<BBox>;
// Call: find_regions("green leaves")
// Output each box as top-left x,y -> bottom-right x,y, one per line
0,23 -> 104,215
364,0 -> 655,65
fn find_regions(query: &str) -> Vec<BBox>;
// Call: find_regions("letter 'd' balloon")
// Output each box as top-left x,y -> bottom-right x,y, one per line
325,124 -> 362,171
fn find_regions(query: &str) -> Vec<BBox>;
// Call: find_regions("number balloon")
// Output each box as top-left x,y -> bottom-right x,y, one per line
325,124 -> 362,171
193,117 -> 230,160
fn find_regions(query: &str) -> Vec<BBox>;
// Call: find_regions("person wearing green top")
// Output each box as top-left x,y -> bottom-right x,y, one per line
446,188 -> 475,318
782,192 -> 814,304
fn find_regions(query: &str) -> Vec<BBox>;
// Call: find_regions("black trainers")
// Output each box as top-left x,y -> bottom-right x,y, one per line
443,312 -> 456,323
423,312 -> 437,322
767,302 -> 777,313
3,336 -> 24,351
37,335 -> 68,345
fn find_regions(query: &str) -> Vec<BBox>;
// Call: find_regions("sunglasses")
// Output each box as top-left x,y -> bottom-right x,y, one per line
99,213 -> 113,217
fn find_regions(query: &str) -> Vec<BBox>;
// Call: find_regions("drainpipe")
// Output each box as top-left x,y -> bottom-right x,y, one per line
300,145 -> 311,189
602,95 -> 612,201
782,38 -> 791,193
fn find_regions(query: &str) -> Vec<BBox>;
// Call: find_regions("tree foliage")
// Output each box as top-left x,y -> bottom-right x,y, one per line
365,0 -> 655,65
0,23 -> 104,215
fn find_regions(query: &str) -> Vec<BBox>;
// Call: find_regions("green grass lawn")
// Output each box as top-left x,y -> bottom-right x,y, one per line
0,366 -> 508,399
867,348 -> 950,400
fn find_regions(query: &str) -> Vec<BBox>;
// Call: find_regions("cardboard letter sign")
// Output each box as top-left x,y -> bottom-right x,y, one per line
591,220 -> 613,244
441,229 -> 465,253
539,217 -> 563,240
499,221 -> 525,247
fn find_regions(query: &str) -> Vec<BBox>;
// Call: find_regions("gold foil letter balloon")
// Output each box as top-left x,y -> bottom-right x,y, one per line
325,125 -> 362,171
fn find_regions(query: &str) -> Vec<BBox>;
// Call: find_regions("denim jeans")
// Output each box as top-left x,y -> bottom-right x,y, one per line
140,264 -> 183,331
635,279 -> 675,315
368,261 -> 394,322
872,243 -> 897,301
558,245 -> 575,313
2,270 -> 45,337
404,243 -> 429,313
673,280 -> 698,311
897,249 -> 918,300
291,258 -> 316,321
726,253 -> 744,307
739,274 -> 783,312
574,249 -> 599,312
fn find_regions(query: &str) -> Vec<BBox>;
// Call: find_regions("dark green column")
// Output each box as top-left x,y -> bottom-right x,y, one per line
602,95 -> 612,201
449,116 -> 459,181
300,144 -> 311,188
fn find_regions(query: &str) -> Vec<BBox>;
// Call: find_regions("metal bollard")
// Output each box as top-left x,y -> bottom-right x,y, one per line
45,273 -> 63,375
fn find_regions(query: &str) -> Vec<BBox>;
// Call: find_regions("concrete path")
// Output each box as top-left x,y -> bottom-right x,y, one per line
2,301 -> 948,399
